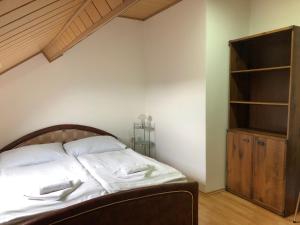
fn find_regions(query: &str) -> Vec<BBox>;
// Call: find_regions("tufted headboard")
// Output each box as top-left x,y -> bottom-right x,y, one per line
0,124 -> 116,153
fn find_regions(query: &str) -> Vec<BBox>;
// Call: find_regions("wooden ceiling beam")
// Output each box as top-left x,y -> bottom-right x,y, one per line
43,0 -> 140,62
119,0 -> 182,21
48,0 -> 92,45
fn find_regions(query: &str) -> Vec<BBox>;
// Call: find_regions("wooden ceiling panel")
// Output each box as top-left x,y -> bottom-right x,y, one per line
0,27 -> 62,74
0,0 -> 82,36
92,0 -> 111,16
0,49 -> 41,74
0,0 -> 182,75
0,9 -> 74,48
70,22 -> 81,36
0,4 -> 78,43
120,0 -> 181,20
0,0 -> 35,16
85,2 -> 101,23
79,10 -> 94,28
73,17 -> 86,33
0,22 -> 65,60
0,0 -> 61,27
0,25 -> 62,57
106,0 -> 122,9
66,27 -> 76,40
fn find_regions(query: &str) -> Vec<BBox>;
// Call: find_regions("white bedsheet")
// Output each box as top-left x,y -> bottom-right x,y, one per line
77,149 -> 186,193
0,157 -> 106,224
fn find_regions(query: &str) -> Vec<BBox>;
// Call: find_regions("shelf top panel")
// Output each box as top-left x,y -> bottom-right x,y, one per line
231,66 -> 291,74
229,26 -> 295,44
230,101 -> 289,106
228,128 -> 287,140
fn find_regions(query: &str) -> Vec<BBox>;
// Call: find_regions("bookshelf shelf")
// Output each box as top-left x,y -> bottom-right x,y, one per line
231,65 -> 291,74
230,101 -> 288,106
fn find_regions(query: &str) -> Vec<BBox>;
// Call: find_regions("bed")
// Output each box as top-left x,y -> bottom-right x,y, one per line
0,124 -> 198,225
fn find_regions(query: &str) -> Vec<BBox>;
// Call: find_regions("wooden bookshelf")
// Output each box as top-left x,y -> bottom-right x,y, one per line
227,26 -> 300,217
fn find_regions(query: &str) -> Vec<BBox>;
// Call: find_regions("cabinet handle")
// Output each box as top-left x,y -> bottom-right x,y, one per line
257,140 -> 265,146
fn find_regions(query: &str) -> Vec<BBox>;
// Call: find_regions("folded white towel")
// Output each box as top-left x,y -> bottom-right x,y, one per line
40,180 -> 73,195
25,180 -> 82,201
115,164 -> 151,176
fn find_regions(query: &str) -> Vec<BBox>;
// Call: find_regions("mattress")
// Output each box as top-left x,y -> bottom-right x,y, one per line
0,157 -> 106,224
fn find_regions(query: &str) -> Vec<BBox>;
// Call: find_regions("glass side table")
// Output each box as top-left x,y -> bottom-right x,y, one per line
133,123 -> 155,157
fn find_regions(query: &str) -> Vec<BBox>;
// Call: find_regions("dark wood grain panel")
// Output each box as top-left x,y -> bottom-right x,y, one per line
229,104 -> 249,130
230,70 -> 290,103
285,27 -> 300,216
249,105 -> 288,134
253,137 -> 286,213
227,132 -> 252,198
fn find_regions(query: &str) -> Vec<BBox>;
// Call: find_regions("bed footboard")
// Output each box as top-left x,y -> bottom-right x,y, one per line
21,181 -> 198,225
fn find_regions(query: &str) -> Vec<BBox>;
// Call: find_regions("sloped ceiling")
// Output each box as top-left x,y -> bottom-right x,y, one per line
0,0 -> 181,75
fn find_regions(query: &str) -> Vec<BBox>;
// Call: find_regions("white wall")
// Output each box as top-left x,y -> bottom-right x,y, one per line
205,0 -> 250,192
143,0 -> 206,190
249,0 -> 300,34
0,18 -> 145,148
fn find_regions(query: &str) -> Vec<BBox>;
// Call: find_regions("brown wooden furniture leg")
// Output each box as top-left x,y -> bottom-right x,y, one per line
294,192 -> 300,223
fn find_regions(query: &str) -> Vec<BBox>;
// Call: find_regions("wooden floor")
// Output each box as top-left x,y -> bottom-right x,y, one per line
199,191 -> 298,225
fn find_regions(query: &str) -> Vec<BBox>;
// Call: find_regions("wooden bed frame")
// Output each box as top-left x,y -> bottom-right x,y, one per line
1,124 -> 198,225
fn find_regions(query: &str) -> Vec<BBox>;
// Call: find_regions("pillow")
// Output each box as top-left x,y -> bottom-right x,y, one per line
63,136 -> 126,157
0,143 -> 66,169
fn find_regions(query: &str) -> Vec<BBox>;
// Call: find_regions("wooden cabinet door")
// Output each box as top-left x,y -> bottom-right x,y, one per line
253,137 -> 286,213
227,132 -> 253,198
